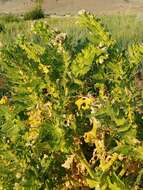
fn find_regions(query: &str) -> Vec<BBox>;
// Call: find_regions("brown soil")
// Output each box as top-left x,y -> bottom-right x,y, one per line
0,0 -> 143,14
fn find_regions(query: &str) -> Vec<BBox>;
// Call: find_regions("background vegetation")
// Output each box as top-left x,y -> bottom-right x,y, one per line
1,13 -> 143,47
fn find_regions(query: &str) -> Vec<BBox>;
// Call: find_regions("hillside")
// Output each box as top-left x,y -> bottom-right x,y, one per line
0,0 -> 143,14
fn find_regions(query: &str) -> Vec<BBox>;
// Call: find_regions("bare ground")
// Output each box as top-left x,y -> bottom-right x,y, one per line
0,0 -> 143,14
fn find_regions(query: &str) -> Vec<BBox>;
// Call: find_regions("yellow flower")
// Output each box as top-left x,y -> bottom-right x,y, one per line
25,128 -> 39,141
84,131 -> 95,144
27,87 -> 33,93
28,109 -> 42,128
39,63 -> 49,74
75,96 -> 94,110
0,96 -> 8,105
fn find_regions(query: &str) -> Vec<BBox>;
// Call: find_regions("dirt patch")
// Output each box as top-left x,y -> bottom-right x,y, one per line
0,0 -> 35,14
0,0 -> 143,14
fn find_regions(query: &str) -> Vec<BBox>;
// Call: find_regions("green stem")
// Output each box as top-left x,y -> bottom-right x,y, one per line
134,169 -> 143,186
77,149 -> 96,179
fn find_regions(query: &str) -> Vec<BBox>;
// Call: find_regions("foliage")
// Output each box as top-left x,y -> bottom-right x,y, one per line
100,14 -> 143,50
0,13 -> 21,23
0,23 -> 5,32
1,15 -> 143,71
23,6 -> 44,21
0,12 -> 143,190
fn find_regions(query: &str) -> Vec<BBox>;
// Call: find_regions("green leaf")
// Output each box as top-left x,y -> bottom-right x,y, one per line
86,178 -> 99,188
71,44 -> 96,77
107,176 -> 121,190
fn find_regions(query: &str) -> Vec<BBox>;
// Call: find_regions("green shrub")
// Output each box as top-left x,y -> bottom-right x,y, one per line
24,6 -> 44,20
0,13 -> 21,23
0,23 -> 5,32
0,12 -> 143,190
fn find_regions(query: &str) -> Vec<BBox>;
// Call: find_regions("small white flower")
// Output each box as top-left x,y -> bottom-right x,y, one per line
14,183 -> 20,190
43,154 -> 48,159
22,177 -> 26,182
78,9 -> 86,15
55,32 -> 67,44
16,172 -> 21,179
25,142 -> 32,147
99,42 -> 104,48
62,154 -> 75,169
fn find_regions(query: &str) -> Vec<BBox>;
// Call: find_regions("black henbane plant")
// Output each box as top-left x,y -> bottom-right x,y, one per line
0,12 -> 143,190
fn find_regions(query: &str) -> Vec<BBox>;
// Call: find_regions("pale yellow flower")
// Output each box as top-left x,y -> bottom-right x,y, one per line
0,96 -> 8,105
